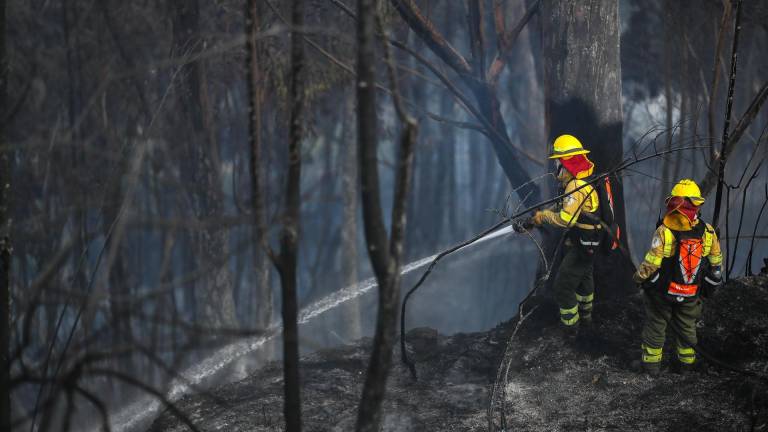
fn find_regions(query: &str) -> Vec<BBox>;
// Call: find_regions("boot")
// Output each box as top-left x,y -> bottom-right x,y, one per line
553,322 -> 580,345
676,361 -> 695,374
632,359 -> 661,376
578,315 -> 594,336
642,362 -> 661,376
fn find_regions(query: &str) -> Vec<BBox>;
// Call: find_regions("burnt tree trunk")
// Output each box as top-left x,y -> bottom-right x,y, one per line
245,0 -> 272,331
541,0 -> 633,296
355,0 -> 388,427
0,0 -> 10,428
355,1 -> 417,430
660,0 -> 674,205
274,0 -> 305,429
340,88 -> 362,340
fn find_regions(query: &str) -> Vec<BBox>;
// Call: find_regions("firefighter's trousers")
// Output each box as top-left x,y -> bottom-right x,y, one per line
641,292 -> 701,370
553,246 -> 595,326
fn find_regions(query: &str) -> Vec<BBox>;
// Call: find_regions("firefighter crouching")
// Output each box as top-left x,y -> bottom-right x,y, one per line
519,134 -> 602,333
633,179 -> 723,375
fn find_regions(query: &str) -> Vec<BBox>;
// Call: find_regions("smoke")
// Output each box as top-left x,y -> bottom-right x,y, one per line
100,224 -> 533,432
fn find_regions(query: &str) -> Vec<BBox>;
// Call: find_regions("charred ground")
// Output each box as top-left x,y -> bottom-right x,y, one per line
150,274 -> 768,431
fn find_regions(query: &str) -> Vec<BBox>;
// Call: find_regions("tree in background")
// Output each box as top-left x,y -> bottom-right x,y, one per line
245,0 -> 273,333
0,0 -> 10,428
541,0 -> 633,295
389,0 -> 542,203
170,0 -> 238,329
355,1 -> 418,429
274,0 -> 306,429
340,87 -> 362,341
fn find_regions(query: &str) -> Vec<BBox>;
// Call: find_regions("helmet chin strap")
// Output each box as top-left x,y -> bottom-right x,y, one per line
555,162 -> 570,182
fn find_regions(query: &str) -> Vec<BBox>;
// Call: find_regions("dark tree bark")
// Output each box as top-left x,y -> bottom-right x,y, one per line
404,34 -> 430,260
708,1 -> 732,160
355,8 -> 389,428
0,0 -> 10,428
541,0 -> 633,296
660,0 -> 674,204
355,2 -> 418,430
273,0 -> 305,429
340,88 -> 362,340
709,0 -> 742,228
245,0 -> 272,331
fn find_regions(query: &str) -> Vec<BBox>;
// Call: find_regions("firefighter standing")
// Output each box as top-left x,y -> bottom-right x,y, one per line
633,179 -> 723,374
525,135 -> 602,332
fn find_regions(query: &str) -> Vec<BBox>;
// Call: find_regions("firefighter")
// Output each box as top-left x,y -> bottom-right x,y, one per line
633,179 -> 723,375
522,134 -> 602,333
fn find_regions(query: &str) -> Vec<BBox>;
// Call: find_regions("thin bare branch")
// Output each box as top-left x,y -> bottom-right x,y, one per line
87,368 -> 202,432
467,0 -> 487,79
487,0 -> 540,87
701,80 -> 768,196
389,0 -> 473,76
710,0 -> 744,227
708,0 -> 733,157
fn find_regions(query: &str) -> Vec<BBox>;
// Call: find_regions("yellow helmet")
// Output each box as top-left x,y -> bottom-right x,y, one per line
669,179 -> 705,205
549,134 -> 590,159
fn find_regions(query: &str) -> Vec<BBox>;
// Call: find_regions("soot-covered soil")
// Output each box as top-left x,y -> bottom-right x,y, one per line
149,275 -> 768,431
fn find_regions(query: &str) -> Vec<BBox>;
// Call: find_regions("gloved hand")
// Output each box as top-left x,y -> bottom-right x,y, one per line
631,271 -> 645,284
710,265 -> 723,281
512,217 -> 535,233
702,266 -> 723,298
633,271 -> 653,294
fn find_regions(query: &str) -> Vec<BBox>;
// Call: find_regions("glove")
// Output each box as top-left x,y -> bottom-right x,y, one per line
512,217 -> 535,233
710,266 -> 723,280
631,271 -> 645,284
633,270 -> 657,293
701,266 -> 723,298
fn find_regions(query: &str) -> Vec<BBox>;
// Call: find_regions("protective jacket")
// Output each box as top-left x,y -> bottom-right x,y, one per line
634,217 -> 722,301
535,176 -> 599,228
534,170 -> 602,255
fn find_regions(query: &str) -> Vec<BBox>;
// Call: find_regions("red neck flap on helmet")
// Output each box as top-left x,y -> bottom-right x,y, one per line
665,196 -> 699,224
559,154 -> 594,179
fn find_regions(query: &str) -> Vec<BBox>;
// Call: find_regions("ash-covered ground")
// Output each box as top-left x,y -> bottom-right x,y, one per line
150,274 -> 768,431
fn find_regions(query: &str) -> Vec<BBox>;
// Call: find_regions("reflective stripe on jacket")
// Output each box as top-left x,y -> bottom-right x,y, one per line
537,178 -> 599,229
633,222 -> 722,282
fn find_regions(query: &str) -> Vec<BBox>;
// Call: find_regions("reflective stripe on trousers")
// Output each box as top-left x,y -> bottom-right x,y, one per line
559,305 -> 579,326
642,343 -> 663,364
575,293 -> 594,317
677,346 -> 696,364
